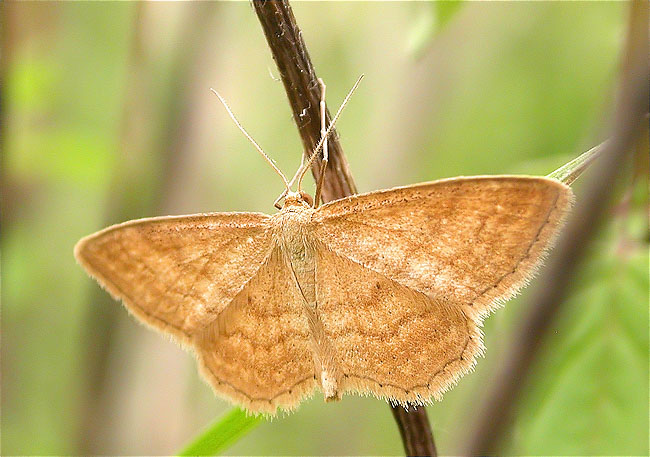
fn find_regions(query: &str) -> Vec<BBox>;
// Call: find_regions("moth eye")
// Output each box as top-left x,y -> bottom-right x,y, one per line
299,191 -> 313,206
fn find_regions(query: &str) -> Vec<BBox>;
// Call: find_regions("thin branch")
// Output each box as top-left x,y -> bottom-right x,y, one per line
465,1 -> 649,454
392,406 -> 438,457
252,1 -> 436,456
253,0 -> 357,204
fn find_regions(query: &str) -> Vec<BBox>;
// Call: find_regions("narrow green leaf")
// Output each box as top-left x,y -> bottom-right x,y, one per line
177,408 -> 263,456
547,140 -> 606,185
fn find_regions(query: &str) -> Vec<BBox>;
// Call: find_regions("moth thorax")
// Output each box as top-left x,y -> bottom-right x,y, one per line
278,218 -> 312,257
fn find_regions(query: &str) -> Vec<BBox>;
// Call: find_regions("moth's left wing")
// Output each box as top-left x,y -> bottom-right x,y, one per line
74,212 -> 273,342
312,176 -> 572,317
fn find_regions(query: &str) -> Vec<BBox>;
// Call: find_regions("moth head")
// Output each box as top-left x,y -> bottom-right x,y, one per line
282,191 -> 313,209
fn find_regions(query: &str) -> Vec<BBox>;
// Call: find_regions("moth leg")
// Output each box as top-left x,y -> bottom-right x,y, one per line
314,77 -> 329,208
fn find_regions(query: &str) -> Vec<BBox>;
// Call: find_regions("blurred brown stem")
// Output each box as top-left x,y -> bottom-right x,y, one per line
78,4 -> 217,453
465,1 -> 649,454
253,1 -> 436,456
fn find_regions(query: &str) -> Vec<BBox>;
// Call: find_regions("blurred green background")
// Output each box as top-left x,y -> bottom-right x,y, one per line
2,2 -> 648,455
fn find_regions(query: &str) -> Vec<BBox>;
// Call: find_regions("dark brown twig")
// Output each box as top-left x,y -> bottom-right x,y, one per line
465,1 -> 649,454
392,406 -> 438,457
252,1 -> 436,456
253,0 -> 357,203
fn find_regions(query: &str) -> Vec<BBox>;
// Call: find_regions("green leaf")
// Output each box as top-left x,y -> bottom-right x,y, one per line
547,141 -> 605,185
177,408 -> 263,456
435,0 -> 465,30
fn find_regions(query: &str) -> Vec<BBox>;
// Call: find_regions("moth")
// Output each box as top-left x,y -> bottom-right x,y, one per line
75,78 -> 573,414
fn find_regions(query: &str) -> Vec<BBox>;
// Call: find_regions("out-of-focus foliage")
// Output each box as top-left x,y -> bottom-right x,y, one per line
2,2 -> 647,456
407,1 -> 465,57
511,172 -> 649,456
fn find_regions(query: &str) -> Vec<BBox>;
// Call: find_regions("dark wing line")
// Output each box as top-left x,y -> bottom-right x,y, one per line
468,190 -> 559,306
200,368 -> 314,403
342,319 -> 475,394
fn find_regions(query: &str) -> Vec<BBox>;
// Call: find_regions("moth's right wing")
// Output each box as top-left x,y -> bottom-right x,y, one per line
74,212 -> 274,342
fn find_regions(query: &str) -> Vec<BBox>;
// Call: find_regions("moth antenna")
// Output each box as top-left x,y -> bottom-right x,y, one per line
211,88 -> 290,192
295,74 -> 364,192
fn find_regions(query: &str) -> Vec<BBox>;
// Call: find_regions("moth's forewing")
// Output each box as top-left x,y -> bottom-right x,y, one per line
313,176 -> 573,318
74,212 -> 273,341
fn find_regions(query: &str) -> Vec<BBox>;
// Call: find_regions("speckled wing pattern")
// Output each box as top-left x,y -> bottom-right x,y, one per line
314,176 -> 573,318
74,212 -> 273,342
312,176 -> 572,403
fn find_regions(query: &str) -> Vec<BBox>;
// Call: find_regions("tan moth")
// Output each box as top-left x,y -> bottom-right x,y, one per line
75,77 -> 573,414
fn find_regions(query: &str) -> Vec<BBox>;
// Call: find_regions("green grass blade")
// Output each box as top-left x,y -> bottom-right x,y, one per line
548,140 -> 606,185
177,408 -> 263,456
